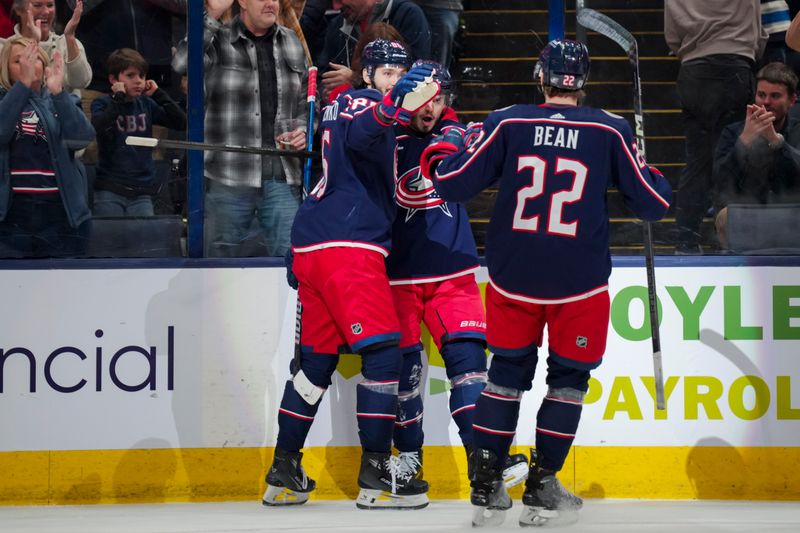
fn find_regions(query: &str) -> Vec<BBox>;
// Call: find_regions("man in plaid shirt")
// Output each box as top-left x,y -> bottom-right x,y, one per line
173,0 -> 310,257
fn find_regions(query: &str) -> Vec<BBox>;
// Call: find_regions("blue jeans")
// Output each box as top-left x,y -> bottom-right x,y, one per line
93,189 -> 155,217
204,178 -> 301,257
420,6 -> 460,68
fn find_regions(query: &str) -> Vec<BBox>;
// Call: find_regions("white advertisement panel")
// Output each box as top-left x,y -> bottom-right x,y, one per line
1,265 -> 798,452
0,268 -> 294,452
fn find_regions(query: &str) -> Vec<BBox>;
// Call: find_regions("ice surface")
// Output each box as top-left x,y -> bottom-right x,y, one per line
1,499 -> 799,533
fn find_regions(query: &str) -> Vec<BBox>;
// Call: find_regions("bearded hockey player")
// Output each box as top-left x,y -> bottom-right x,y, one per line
387,59 -> 528,493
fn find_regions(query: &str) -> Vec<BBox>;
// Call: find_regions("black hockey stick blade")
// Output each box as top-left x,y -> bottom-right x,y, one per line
577,8 -> 636,56
125,136 -> 321,160
579,8 -> 646,151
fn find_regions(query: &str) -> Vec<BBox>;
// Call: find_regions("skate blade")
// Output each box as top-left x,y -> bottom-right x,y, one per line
472,505 -> 507,527
261,484 -> 311,506
355,488 -> 429,510
502,461 -> 529,489
519,506 -> 579,527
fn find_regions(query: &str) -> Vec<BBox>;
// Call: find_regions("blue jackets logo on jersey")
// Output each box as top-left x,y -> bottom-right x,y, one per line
396,165 -> 452,221
16,110 -> 47,141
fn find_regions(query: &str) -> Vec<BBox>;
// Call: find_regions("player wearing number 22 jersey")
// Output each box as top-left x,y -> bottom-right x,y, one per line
433,103 -> 672,305
424,39 -> 672,528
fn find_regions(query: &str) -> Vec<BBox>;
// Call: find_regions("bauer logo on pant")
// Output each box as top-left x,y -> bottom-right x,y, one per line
351,323 -> 363,335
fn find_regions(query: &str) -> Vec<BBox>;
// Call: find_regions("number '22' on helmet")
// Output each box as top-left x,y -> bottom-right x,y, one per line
533,39 -> 590,90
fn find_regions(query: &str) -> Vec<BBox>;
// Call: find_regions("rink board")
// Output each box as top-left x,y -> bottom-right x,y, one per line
0,261 -> 799,504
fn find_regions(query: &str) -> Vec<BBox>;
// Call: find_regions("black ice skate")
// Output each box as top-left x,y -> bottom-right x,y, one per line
262,448 -> 316,506
503,452 -> 529,489
355,451 -> 429,510
519,449 -> 582,527
465,445 -> 528,489
468,447 -> 512,527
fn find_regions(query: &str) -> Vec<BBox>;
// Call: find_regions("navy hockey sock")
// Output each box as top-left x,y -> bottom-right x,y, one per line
357,380 -> 400,452
440,341 -> 488,447
276,380 -> 321,452
449,371 -> 486,447
395,388 -> 423,451
472,381 -> 523,464
535,387 -> 585,471
357,344 -> 402,452
394,351 -> 424,452
535,359 -> 590,470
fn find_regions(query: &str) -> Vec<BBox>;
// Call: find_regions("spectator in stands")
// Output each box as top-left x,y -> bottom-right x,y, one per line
172,0 -> 310,257
299,0 -> 334,62
324,21 -> 404,99
66,0 -> 185,166
1,0 -> 13,38
1,0 -> 91,94
318,0 -> 430,100
412,0 -> 460,68
91,48 -> 185,217
71,0 -> 185,95
665,0 -> 767,254
713,62 -> 800,248
0,37 -> 94,257
760,0 -> 792,66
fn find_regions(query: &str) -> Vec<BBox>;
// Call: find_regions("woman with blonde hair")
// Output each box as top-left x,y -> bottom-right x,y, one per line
0,35 -> 94,257
1,0 -> 91,93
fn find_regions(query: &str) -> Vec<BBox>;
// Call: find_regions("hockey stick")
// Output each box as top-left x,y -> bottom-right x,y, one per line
575,0 -> 587,43
303,67 -> 318,195
577,8 -> 666,410
125,136 -> 321,160
292,66 -> 318,373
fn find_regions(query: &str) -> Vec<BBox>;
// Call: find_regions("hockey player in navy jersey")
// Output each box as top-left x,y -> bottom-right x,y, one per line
420,39 -> 672,526
262,39 -> 440,510
388,60 -> 528,491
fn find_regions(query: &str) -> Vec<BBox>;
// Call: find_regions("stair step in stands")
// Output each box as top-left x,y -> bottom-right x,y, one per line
455,1 -> 711,254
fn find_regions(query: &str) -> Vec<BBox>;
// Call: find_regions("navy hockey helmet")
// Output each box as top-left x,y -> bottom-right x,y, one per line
533,39 -> 590,90
411,59 -> 454,104
361,39 -> 412,70
411,59 -> 452,92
